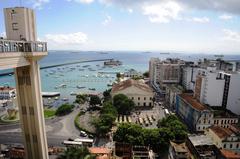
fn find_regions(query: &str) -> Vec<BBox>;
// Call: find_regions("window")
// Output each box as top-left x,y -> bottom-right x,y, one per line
143,102 -> 146,106
138,103 -> 140,106
223,144 -> 226,148
138,97 -> 140,100
236,144 -> 239,148
132,97 -> 134,100
12,23 -> 18,30
144,97 -> 146,100
230,144 -> 232,148
149,102 -> 152,106
150,97 -> 152,100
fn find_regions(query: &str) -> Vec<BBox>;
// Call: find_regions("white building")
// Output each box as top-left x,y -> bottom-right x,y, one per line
111,79 -> 154,107
0,86 -> 16,100
194,68 -> 240,115
182,65 -> 199,91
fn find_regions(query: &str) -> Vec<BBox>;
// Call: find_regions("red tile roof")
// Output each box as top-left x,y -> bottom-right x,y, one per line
179,94 -> 208,111
210,126 -> 235,139
89,147 -> 111,154
221,149 -> 240,159
0,86 -> 15,91
111,79 -> 153,94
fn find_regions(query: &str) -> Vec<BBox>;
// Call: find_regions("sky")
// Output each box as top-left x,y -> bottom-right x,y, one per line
0,0 -> 240,54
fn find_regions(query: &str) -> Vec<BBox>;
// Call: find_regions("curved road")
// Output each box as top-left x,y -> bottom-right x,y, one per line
0,107 -> 81,146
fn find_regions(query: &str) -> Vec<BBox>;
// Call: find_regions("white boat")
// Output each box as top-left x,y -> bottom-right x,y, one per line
62,98 -> 69,101
77,85 -> 86,89
70,92 -> 77,95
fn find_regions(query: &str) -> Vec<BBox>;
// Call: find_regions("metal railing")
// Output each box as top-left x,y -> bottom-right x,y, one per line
0,39 -> 47,53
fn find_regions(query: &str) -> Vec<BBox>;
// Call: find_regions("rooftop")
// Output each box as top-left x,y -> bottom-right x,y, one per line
221,149 -> 240,159
212,107 -> 238,118
179,94 -> 209,111
88,147 -> 111,154
209,125 -> 240,139
170,141 -> 188,153
188,135 -> 214,146
111,79 -> 153,94
0,86 -> 15,91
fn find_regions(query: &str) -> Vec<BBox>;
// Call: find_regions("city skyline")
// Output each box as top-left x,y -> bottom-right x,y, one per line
0,0 -> 240,54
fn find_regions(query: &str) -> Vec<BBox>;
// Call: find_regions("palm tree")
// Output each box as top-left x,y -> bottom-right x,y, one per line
58,147 -> 96,159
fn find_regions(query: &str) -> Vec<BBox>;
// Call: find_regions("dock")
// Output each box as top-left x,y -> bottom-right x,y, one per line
0,58 -> 113,76
42,92 -> 60,97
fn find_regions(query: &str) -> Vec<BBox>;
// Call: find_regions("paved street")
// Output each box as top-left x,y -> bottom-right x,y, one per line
0,106 -> 82,146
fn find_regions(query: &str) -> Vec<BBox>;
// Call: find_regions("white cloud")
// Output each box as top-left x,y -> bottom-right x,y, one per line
127,8 -> 133,13
142,1 -> 182,23
67,0 -> 94,4
32,0 -> 50,9
192,17 -> 210,23
219,14 -> 233,20
102,15 -> 112,26
43,32 -> 88,45
0,32 -> 6,38
222,29 -> 240,42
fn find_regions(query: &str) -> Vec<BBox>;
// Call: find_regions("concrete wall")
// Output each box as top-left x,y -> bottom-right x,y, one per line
227,73 -> 240,115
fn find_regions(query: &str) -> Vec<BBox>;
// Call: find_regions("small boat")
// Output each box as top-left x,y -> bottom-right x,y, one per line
54,97 -> 59,100
77,85 -> 86,89
88,88 -> 96,91
62,98 -> 69,101
70,92 -> 77,95
107,83 -> 113,87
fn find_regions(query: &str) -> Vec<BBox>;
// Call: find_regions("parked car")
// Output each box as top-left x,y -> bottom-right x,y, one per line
80,131 -> 88,137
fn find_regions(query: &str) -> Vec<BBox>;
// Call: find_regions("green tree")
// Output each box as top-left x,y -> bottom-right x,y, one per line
75,94 -> 88,104
103,89 -> 111,102
55,104 -> 74,116
113,123 -> 144,145
116,72 -> 121,78
143,71 -> 149,78
92,102 -> 118,136
58,147 -> 95,159
89,95 -> 101,106
113,94 -> 135,115
157,115 -> 187,141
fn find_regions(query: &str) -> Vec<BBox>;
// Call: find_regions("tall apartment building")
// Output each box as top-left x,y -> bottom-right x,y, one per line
149,58 -> 184,93
181,65 -> 199,91
194,68 -> 240,115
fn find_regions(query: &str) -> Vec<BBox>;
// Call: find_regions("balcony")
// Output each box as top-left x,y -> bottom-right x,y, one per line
0,39 -> 48,70
0,39 -> 47,53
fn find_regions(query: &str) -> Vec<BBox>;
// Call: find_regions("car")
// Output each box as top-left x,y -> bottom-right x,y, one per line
80,131 -> 88,137
88,134 -> 94,138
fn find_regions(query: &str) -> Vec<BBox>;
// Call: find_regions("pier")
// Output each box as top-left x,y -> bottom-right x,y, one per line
0,58 -> 113,76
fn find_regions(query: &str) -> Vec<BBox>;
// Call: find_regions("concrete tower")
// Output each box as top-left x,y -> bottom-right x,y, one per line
0,7 -> 49,159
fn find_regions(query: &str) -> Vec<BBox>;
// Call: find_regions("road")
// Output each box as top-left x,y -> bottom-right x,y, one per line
0,107 -> 81,146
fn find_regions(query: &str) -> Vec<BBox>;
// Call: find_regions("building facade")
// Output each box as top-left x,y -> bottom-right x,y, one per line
176,94 -> 238,132
206,125 -> 240,153
182,65 -> 199,91
169,141 -> 190,159
194,68 -> 240,115
149,58 -> 184,93
111,79 -> 154,107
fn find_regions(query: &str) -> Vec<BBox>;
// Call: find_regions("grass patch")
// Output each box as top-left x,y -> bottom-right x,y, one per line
74,111 -> 95,135
44,109 -> 56,118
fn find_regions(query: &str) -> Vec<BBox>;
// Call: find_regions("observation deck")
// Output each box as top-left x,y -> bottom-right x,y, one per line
0,39 -> 47,69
